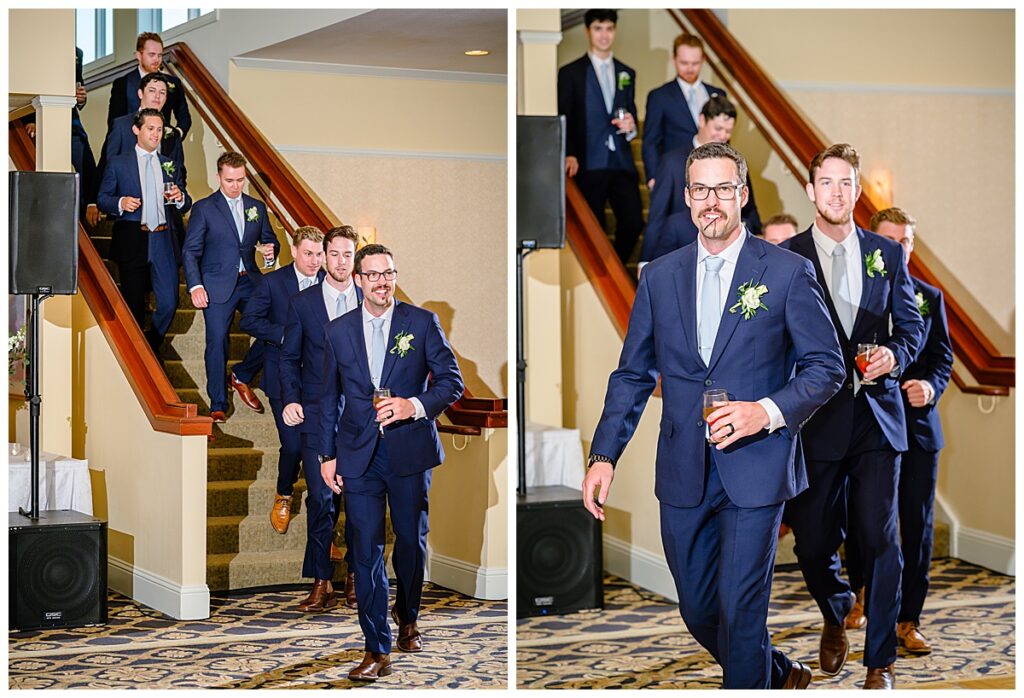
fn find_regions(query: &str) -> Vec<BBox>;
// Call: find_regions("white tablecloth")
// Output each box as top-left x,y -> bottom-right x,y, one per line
7,447 -> 93,515
524,423 -> 585,491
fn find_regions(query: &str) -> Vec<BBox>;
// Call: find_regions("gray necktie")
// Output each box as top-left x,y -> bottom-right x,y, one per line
143,153 -> 159,230
698,256 -> 724,364
335,291 -> 347,319
370,317 -> 386,388
685,84 -> 701,124
831,244 -> 855,337
231,198 -> 245,272
299,276 -> 313,291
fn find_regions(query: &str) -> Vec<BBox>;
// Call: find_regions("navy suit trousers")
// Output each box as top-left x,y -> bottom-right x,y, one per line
343,437 -> 431,654
575,168 -> 644,263
114,222 -> 178,352
846,440 -> 939,624
660,456 -> 792,689
269,397 -> 303,497
202,273 -> 264,412
300,434 -> 351,580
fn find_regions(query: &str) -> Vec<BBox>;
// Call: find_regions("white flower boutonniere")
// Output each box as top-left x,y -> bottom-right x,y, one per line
160,161 -> 175,176
390,331 -> 415,358
163,126 -> 175,140
729,280 -> 768,320
617,71 -> 631,90
245,206 -> 259,222
864,249 -> 887,278
916,291 -> 930,317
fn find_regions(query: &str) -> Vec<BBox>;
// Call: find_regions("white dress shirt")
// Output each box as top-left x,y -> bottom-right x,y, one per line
696,231 -> 784,432
322,279 -> 357,321
361,302 -> 425,421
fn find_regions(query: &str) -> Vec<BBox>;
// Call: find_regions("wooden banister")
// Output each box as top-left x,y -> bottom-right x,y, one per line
8,121 -> 212,436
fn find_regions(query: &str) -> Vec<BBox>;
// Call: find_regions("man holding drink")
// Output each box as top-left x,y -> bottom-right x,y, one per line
584,142 -> 844,689
780,144 -> 924,689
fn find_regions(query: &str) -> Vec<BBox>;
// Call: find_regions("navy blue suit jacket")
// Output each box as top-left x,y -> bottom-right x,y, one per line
557,55 -> 638,173
781,228 -> 925,459
240,264 -> 327,400
98,113 -> 186,188
318,300 -> 464,478
107,68 -> 192,137
97,150 -> 191,266
591,233 -> 845,508
902,278 -> 953,451
641,79 -> 725,182
279,282 -> 363,435
182,193 -> 279,304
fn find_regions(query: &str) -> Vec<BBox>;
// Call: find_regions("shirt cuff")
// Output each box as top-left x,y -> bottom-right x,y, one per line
174,196 -> 186,210
921,379 -> 936,405
409,397 -> 426,421
757,397 -> 785,433
625,127 -> 638,142
117,199 -> 125,215
188,284 -> 204,294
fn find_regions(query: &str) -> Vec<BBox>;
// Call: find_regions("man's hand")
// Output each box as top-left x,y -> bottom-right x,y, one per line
25,123 -> 36,139
164,183 -> 183,203
611,112 -> 636,134
258,243 -> 275,263
190,287 -> 209,309
376,396 -> 416,428
85,204 -> 100,227
707,401 -> 770,450
582,461 -> 614,521
120,196 -> 142,213
565,155 -> 579,178
320,458 -> 343,495
901,379 -> 934,408
863,345 -> 897,382
647,178 -> 655,190
282,402 -> 304,426
75,84 -> 88,109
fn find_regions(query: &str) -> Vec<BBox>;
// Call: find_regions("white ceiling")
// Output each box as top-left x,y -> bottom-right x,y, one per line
240,9 -> 506,76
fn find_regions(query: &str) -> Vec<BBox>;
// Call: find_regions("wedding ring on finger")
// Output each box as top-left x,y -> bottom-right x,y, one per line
726,423 -> 735,436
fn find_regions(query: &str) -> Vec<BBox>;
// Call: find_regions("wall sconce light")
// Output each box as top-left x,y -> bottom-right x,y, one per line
356,226 -> 376,248
868,168 -> 893,209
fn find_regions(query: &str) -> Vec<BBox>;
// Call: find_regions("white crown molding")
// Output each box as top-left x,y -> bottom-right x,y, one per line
275,143 -> 506,162
233,56 -> 505,85
517,30 -> 563,46
779,80 -> 1013,97
32,95 -> 78,109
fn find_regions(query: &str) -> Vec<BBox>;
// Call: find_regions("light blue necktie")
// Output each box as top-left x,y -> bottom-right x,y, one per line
685,84 -> 701,126
143,153 -> 159,230
335,291 -> 347,320
831,244 -> 855,337
370,317 -> 385,388
231,198 -> 245,272
602,62 -> 617,152
699,256 -> 724,364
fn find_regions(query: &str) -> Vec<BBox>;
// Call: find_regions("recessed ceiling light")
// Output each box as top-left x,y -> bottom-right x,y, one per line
464,49 -> 490,57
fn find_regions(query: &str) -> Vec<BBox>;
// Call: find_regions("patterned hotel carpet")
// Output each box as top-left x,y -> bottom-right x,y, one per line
9,582 -> 507,689
517,558 -> 1014,689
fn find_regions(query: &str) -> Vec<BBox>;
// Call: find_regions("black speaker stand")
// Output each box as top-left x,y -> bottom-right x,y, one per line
516,245 -> 535,497
18,289 -> 53,522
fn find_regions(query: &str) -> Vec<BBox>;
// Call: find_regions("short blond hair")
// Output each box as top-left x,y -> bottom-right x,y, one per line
869,207 -> 916,233
291,225 -> 324,246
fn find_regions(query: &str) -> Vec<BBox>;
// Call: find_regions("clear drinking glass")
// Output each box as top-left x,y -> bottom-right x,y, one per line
373,388 -> 391,436
703,388 -> 729,443
856,343 -> 878,385
163,181 -> 175,205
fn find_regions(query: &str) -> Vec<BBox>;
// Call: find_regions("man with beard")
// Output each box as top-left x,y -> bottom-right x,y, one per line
108,32 -> 191,139
585,142 -> 844,688
317,244 -> 463,680
781,144 -> 923,689
280,225 -> 362,612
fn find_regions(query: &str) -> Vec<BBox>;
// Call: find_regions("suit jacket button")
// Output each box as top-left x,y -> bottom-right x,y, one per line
847,383 -> 854,390
704,379 -> 713,386
696,420 -> 703,427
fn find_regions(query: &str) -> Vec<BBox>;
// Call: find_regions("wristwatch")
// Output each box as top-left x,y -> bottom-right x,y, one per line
588,454 -> 614,468
318,454 -> 334,465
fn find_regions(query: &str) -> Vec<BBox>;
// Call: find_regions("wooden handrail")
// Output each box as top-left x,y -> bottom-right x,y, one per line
8,121 -> 212,436
670,9 -> 1012,389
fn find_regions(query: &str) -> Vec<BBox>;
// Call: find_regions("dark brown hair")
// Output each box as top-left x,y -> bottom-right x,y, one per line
354,243 -> 393,274
685,141 -> 748,186
808,143 -> 860,184
217,151 -> 247,173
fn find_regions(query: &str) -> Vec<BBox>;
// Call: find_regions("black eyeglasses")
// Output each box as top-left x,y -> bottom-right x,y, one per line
359,269 -> 397,282
687,183 -> 745,200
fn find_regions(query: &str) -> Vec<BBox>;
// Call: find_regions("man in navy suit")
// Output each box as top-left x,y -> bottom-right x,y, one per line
642,33 -> 725,187
97,108 -> 190,355
98,72 -> 187,252
108,32 -> 191,139
640,95 -> 761,269
317,244 -> 463,681
183,151 -> 279,423
780,145 -> 924,689
558,9 -> 644,264
280,226 -> 363,613
241,226 -> 326,537
585,142 -> 845,689
842,207 -> 953,656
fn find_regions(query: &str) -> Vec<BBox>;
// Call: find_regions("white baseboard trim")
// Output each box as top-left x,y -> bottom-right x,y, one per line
108,556 -> 211,620
603,535 -> 677,602
955,527 -> 1015,576
427,552 -> 507,601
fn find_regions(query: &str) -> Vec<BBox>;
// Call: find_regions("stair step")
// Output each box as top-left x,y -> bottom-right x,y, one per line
164,331 -> 257,361
206,509 -> 361,556
207,478 -> 308,518
206,550 -> 348,591
167,308 -> 243,335
162,359 -> 242,389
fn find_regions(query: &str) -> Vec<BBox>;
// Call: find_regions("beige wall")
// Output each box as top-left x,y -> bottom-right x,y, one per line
9,10 -> 75,97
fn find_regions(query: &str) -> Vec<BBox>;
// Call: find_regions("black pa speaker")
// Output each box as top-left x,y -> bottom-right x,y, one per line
9,511 -> 108,631
517,485 -> 603,617
517,115 -> 566,250
9,171 -> 80,295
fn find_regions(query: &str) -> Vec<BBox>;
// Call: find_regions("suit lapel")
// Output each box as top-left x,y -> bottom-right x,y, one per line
347,311 -> 374,387
670,81 -> 697,131
851,228 -> 882,340
309,289 -> 329,329
379,301 -> 409,389
214,194 -> 237,236
672,246 -> 699,364
708,234 -> 765,372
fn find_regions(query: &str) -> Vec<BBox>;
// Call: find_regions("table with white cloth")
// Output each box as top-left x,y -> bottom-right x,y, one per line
524,423 -> 586,491
7,446 -> 93,515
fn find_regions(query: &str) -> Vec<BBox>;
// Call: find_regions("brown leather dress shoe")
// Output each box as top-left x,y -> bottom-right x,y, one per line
230,373 -> 264,413
819,621 -> 849,676
345,571 -> 357,608
863,663 -> 895,689
391,608 -> 423,652
896,621 -> 932,654
781,660 -> 812,689
330,542 -> 344,562
270,494 -> 293,534
348,651 -> 392,681
297,579 -> 338,613
846,587 -> 867,630
210,410 -> 227,423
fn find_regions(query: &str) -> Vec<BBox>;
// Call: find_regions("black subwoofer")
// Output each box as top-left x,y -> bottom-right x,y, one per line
9,511 -> 108,631
517,485 -> 603,617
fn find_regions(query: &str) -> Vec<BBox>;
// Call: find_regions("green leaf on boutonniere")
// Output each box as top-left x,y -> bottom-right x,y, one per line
728,280 -> 769,320
864,249 -> 887,278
